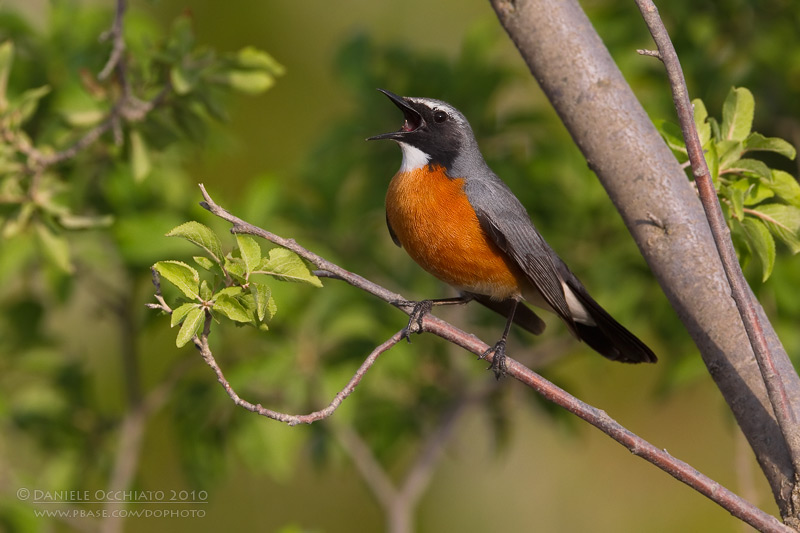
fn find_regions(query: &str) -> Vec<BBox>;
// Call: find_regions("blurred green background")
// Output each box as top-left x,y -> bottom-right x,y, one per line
1,0 -> 799,531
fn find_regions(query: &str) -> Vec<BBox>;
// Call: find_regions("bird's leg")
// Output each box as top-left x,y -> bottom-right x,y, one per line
480,299 -> 518,379
393,295 -> 472,342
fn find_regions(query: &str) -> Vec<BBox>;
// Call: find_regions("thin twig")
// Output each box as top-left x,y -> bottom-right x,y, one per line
634,0 -> 800,493
98,0 -> 128,81
191,311 -> 403,426
332,390 -> 481,533
192,184 -> 791,532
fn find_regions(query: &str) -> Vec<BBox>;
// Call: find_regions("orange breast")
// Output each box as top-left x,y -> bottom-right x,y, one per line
386,165 -> 523,300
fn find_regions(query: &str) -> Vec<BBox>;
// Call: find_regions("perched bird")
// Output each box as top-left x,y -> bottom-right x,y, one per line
368,89 -> 656,375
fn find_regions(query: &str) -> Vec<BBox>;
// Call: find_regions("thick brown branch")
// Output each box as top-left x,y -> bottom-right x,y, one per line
489,0 -> 800,519
634,0 -> 800,520
194,185 -> 790,532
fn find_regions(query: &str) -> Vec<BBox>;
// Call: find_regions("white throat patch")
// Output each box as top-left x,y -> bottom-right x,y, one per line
398,142 -> 431,172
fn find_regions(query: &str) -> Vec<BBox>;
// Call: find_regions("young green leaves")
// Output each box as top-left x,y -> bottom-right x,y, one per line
153,221 -> 321,347
658,87 -> 800,281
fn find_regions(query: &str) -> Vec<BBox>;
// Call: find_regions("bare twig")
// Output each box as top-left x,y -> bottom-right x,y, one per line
98,0 -> 127,81
333,390 -> 479,533
3,0 -> 169,178
146,267 -> 173,313
192,311 -> 403,426
191,184 -> 791,532
634,0 -> 800,505
636,49 -> 661,58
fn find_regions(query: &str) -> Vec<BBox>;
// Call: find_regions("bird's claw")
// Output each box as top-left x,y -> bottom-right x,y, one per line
395,300 -> 433,342
480,339 -> 508,379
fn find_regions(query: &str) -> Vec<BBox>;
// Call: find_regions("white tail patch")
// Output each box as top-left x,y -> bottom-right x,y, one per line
522,282 -> 596,326
398,142 -> 431,172
563,283 -> 596,325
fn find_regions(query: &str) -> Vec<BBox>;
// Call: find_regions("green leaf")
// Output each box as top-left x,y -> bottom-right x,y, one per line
704,141 -> 719,186
708,116 -> 721,142
35,222 -> 74,274
745,132 -> 796,160
723,158 -> 772,180
255,248 -> 322,287
16,85 -> 51,125
153,260 -> 200,299
216,286 -> 244,298
721,87 -> 754,142
727,178 -> 774,207
62,108 -> 105,128
224,71 -> 275,95
166,221 -> 224,263
654,119 -> 687,155
194,256 -> 215,271
224,256 -> 247,283
753,203 -> 800,254
723,183 -> 745,220
57,213 -> 114,230
0,40 -> 14,113
768,170 -> 800,205
2,202 -> 34,238
742,181 -> 774,206
199,280 -> 212,301
717,140 -> 744,170
129,130 -> 151,183
212,292 -> 253,323
170,64 -> 194,95
740,217 -> 775,281
177,307 -> 204,347
236,234 -> 262,274
235,47 -> 285,75
692,98 -> 710,147
171,302 -> 198,327
250,282 -> 274,322
167,15 -> 195,57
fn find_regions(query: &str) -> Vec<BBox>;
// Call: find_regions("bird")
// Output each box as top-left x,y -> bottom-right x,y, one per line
367,89 -> 657,376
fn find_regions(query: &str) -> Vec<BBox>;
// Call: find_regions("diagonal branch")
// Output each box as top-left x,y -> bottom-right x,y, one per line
634,0 -> 800,513
191,184 -> 790,532
489,0 -> 800,518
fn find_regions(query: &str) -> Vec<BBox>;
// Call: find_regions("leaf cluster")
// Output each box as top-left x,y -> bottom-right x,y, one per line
154,221 -> 321,347
0,8 -> 282,275
658,87 -> 800,281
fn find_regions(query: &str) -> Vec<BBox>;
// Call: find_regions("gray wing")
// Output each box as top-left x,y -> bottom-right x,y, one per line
465,175 -> 576,330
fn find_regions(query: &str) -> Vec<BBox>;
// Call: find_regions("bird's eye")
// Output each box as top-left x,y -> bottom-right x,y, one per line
433,110 -> 448,123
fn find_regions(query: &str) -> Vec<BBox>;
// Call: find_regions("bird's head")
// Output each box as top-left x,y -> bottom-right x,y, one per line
368,89 -> 478,172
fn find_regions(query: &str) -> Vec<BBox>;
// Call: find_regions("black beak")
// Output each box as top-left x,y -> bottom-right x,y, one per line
367,88 -> 424,141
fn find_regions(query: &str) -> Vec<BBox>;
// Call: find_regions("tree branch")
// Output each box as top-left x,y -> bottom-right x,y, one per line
188,185 -> 790,532
189,309 -> 403,426
98,0 -> 127,81
4,0 -> 169,178
489,0 -> 800,519
634,0 -> 800,497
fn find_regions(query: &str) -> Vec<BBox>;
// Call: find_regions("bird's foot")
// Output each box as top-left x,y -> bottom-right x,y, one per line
480,339 -> 508,380
394,300 -> 433,342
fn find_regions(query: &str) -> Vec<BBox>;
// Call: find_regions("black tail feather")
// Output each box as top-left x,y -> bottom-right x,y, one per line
567,281 -> 657,364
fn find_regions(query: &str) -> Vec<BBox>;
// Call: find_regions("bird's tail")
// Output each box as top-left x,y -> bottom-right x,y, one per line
566,279 -> 657,364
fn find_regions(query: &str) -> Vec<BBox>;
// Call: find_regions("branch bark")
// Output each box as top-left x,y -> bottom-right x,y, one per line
489,0 -> 800,521
634,0 -> 800,521
191,185 -> 790,532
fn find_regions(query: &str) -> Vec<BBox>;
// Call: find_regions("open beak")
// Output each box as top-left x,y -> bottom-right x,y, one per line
367,88 -> 424,141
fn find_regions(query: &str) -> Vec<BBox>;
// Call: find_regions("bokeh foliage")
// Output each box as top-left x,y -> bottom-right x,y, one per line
0,0 -> 799,532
